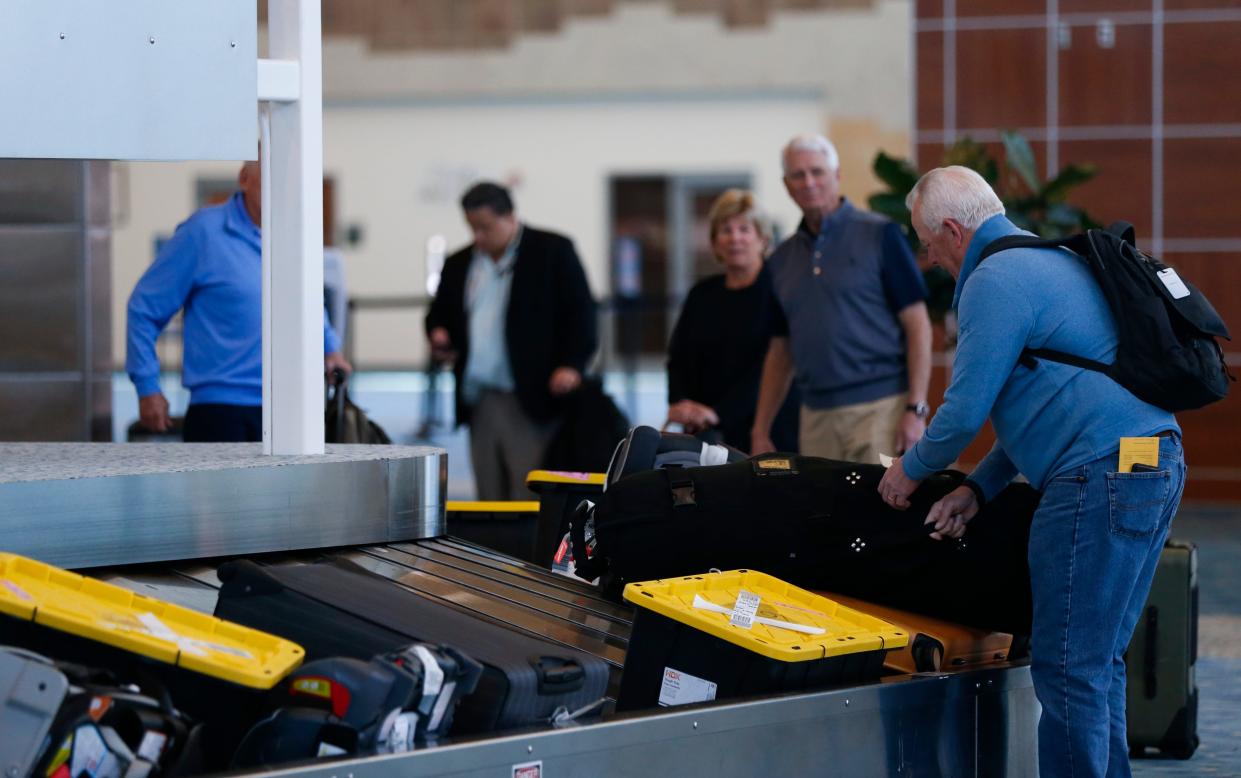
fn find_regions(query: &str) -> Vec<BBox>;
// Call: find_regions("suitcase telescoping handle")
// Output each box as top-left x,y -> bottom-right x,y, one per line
530,656 -> 585,695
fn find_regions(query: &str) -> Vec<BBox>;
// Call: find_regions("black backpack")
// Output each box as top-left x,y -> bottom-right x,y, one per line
980,222 -> 1233,412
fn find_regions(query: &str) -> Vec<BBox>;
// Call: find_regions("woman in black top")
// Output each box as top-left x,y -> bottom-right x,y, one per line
666,190 -> 799,452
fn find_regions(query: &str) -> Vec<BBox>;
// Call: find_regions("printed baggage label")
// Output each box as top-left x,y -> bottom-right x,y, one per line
658,667 -> 717,707
512,760 -> 543,778
729,590 -> 761,629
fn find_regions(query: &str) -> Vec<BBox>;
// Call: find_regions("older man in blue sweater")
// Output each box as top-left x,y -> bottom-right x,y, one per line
127,161 -> 350,442
878,166 -> 1185,777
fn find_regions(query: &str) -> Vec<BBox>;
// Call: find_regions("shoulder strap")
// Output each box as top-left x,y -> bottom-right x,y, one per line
976,231 -> 1113,376
978,233 -> 1095,265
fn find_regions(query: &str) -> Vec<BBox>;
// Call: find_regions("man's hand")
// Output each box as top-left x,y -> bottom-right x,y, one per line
924,485 -> 980,540
894,412 -> 926,455
324,351 -> 352,383
750,430 -> 777,456
549,366 -> 582,396
665,400 -> 720,434
877,455 -> 920,510
428,327 -> 457,362
138,392 -> 171,433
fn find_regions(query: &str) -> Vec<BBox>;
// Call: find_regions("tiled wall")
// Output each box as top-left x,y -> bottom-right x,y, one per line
915,0 -> 1241,501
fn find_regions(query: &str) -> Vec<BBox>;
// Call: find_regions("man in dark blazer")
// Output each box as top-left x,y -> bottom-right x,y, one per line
426,182 -> 598,499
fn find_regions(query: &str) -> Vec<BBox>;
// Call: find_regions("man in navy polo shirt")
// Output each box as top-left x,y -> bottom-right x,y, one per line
751,134 -> 932,463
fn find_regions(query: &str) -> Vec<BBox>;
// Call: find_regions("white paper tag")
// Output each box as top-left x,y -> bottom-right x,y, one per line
71,725 -> 108,778
388,712 -> 419,752
428,681 -> 456,733
658,667 -> 718,707
1157,268 -> 1191,299
879,453 -> 895,469
136,730 -> 168,763
317,742 -> 348,757
729,590 -> 761,630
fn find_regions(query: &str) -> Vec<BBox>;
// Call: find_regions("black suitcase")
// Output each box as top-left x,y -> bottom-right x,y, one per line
578,453 -> 1039,636
1127,539 -> 1199,759
214,559 -> 610,734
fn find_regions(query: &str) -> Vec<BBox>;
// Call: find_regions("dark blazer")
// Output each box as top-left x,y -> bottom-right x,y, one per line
426,225 -> 598,425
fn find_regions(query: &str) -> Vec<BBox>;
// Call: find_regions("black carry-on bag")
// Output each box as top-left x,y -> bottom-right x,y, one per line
325,368 -> 392,444
214,559 -> 609,734
1127,539 -> 1199,759
575,444 -> 1039,636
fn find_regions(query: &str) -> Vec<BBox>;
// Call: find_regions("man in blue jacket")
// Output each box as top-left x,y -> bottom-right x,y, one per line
126,161 -> 351,442
878,166 -> 1185,777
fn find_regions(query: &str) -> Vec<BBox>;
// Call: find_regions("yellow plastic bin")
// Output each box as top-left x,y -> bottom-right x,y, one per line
617,569 -> 908,711
0,552 -> 305,768
446,500 -> 542,562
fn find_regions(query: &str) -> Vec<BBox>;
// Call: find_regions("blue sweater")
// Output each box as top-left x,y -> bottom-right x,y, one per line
126,193 -> 341,407
902,214 -> 1178,497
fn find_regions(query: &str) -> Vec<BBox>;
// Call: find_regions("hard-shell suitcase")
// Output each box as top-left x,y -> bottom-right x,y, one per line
214,559 -> 611,734
1127,539 -> 1199,759
1,648 -> 70,778
579,453 -> 1039,636
818,592 -> 1016,674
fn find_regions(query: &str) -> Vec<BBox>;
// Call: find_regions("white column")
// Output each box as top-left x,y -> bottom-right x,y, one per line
263,0 -> 324,455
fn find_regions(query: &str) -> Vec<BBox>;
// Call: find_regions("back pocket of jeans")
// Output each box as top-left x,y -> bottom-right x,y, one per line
1106,470 -> 1171,538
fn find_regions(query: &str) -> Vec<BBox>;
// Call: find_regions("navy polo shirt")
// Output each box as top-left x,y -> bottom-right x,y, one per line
768,198 -> 926,410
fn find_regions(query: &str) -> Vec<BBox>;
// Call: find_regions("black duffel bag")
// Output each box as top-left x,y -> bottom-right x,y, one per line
573,452 -> 1039,636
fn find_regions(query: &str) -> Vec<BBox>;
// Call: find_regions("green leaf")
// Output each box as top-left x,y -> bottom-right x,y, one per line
872,152 -> 920,194
868,192 -> 911,220
1041,164 -> 1096,202
1001,130 -> 1040,194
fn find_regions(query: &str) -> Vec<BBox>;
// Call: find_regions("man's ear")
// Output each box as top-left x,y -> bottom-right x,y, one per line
943,218 -> 966,250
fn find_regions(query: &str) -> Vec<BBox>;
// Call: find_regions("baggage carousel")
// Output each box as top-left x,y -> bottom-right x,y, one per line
2,443 -> 1040,777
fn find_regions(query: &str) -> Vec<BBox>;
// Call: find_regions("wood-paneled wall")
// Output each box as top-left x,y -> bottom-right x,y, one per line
282,0 -> 876,51
915,0 -> 1241,502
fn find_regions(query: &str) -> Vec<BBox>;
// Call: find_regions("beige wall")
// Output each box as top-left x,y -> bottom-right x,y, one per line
110,0 -> 912,369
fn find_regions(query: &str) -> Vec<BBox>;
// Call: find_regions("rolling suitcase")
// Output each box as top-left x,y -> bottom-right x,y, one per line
214,559 -> 610,734
1127,539 -> 1199,759
818,592 -> 1017,674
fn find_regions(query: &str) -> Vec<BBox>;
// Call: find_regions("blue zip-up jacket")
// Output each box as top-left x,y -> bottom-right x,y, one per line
902,214 -> 1178,497
126,192 -> 341,407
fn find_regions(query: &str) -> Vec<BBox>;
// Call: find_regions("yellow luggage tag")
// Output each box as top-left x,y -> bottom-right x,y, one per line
1118,437 -> 1159,473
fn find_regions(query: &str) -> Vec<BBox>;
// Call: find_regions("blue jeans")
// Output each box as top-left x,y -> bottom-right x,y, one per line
1028,435 -> 1186,778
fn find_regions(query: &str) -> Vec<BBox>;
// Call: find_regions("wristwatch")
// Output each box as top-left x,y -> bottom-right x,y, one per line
905,401 -> 930,420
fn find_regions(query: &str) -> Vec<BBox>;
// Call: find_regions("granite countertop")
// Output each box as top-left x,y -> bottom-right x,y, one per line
0,443 -> 442,484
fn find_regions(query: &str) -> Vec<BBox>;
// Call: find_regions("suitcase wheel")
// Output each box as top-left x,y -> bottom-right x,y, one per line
910,635 -> 945,673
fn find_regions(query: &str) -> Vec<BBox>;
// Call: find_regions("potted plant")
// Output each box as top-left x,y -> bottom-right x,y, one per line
868,130 -> 1098,328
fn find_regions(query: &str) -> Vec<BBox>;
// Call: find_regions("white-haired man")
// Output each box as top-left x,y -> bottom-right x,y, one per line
751,134 -> 932,462
878,166 -> 1184,777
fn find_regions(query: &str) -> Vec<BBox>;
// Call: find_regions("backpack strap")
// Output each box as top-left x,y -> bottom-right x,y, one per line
977,232 -> 1112,377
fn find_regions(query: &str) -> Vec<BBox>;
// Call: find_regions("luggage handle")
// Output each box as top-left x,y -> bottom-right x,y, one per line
530,656 -> 585,695
568,500 -> 608,582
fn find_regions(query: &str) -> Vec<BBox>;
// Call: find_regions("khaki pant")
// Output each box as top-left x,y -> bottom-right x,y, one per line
469,390 -> 557,501
799,393 -> 906,464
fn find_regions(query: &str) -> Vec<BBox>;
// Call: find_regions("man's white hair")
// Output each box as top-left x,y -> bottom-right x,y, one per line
782,134 -> 840,174
906,166 -> 1005,233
